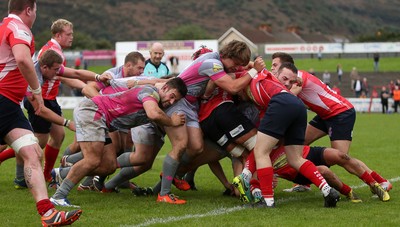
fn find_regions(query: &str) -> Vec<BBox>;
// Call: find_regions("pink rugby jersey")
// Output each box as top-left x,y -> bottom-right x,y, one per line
297,70 -> 353,119
91,85 -> 160,130
178,52 -> 227,104
0,15 -> 35,104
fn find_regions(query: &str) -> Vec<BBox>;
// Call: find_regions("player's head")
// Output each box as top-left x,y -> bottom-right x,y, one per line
124,51 -> 145,77
219,40 -> 251,73
192,45 -> 213,60
276,62 -> 298,90
39,49 -> 63,79
159,77 -> 187,108
8,0 -> 37,28
51,19 -> 74,49
149,42 -> 165,66
271,52 -> 294,76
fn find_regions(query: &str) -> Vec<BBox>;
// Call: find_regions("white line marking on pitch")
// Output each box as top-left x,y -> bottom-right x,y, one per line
125,177 -> 399,227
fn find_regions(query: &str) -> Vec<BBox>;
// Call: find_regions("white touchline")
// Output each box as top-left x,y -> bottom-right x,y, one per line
126,177 -> 399,227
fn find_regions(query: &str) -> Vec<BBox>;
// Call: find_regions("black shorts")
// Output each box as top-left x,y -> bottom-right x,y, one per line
0,95 -> 33,145
24,98 -> 62,134
200,102 -> 255,149
292,146 -> 329,185
309,108 -> 355,141
258,92 -> 306,145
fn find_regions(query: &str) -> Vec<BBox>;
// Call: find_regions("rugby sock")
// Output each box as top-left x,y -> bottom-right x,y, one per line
241,168 -> 252,184
338,183 -> 352,195
257,167 -> 274,199
43,144 -> 60,181
117,152 -> 131,168
160,154 -> 179,196
80,176 -> 94,187
298,161 -> 330,196
59,167 -> 71,179
105,167 -> 136,189
370,171 -> 387,183
16,163 -> 24,179
36,199 -> 55,216
0,148 -> 15,162
53,178 -> 75,199
66,152 -> 84,165
63,146 -> 73,156
245,151 -> 256,174
359,171 -> 376,186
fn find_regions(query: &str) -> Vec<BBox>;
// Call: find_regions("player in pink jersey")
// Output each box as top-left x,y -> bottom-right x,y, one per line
0,1 -> 81,226
270,52 -> 392,193
50,78 -> 187,207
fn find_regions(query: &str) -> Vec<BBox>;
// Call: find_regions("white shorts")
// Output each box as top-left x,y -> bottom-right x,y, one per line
74,99 -> 108,142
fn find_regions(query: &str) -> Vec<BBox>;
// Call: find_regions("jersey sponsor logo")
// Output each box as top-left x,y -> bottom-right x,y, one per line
212,63 -> 223,72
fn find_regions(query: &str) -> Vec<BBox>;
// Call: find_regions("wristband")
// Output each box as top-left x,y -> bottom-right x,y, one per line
30,86 -> 42,95
247,68 -> 258,78
63,119 -> 70,127
95,74 -> 101,82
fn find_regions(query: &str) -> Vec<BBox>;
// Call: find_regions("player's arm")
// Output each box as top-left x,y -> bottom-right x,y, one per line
58,77 -> 86,90
13,44 -> 44,115
290,77 -> 303,95
61,67 -> 112,83
26,95 -> 75,131
143,100 -> 185,127
126,78 -> 169,89
81,81 -> 102,98
213,57 -> 265,94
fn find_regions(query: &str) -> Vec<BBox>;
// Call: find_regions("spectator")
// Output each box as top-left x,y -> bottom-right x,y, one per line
336,64 -> 343,84
361,77 -> 369,97
350,67 -> 358,91
373,53 -> 380,72
322,70 -> 331,87
388,80 -> 396,97
169,55 -> 179,75
393,85 -> 400,113
354,76 -> 362,98
317,47 -> 322,61
380,86 -> 390,113
74,57 -> 81,69
308,68 -> 316,76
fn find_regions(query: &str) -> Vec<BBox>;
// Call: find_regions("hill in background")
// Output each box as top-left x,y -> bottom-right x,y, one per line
1,0 -> 399,44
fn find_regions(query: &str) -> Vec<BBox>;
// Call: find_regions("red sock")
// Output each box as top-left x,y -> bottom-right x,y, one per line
257,167 -> 274,198
245,151 -> 256,174
0,148 -> 16,162
339,182 -> 352,195
370,171 -> 387,183
359,171 -> 376,186
298,160 -> 327,189
36,199 -> 55,216
43,144 -> 60,181
250,178 -> 260,192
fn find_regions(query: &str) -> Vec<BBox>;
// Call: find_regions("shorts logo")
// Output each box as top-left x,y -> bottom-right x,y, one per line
217,134 -> 228,146
212,63 -> 223,72
230,125 -> 244,137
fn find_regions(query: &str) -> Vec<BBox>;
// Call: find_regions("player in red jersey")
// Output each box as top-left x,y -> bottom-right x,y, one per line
235,63 -> 339,208
0,1 -> 81,225
270,52 -> 392,193
244,145 -> 390,203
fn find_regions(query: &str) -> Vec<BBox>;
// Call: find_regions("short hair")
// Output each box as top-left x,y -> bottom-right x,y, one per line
219,40 -> 251,66
124,51 -> 145,65
272,52 -> 295,64
278,62 -> 298,74
8,0 -> 36,14
165,77 -> 187,98
39,50 -> 63,68
51,19 -> 73,36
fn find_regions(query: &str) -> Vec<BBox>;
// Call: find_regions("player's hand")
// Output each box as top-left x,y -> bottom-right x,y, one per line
67,120 -> 76,132
253,56 -> 265,73
31,93 -> 44,115
100,73 -> 113,84
170,112 -> 186,126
